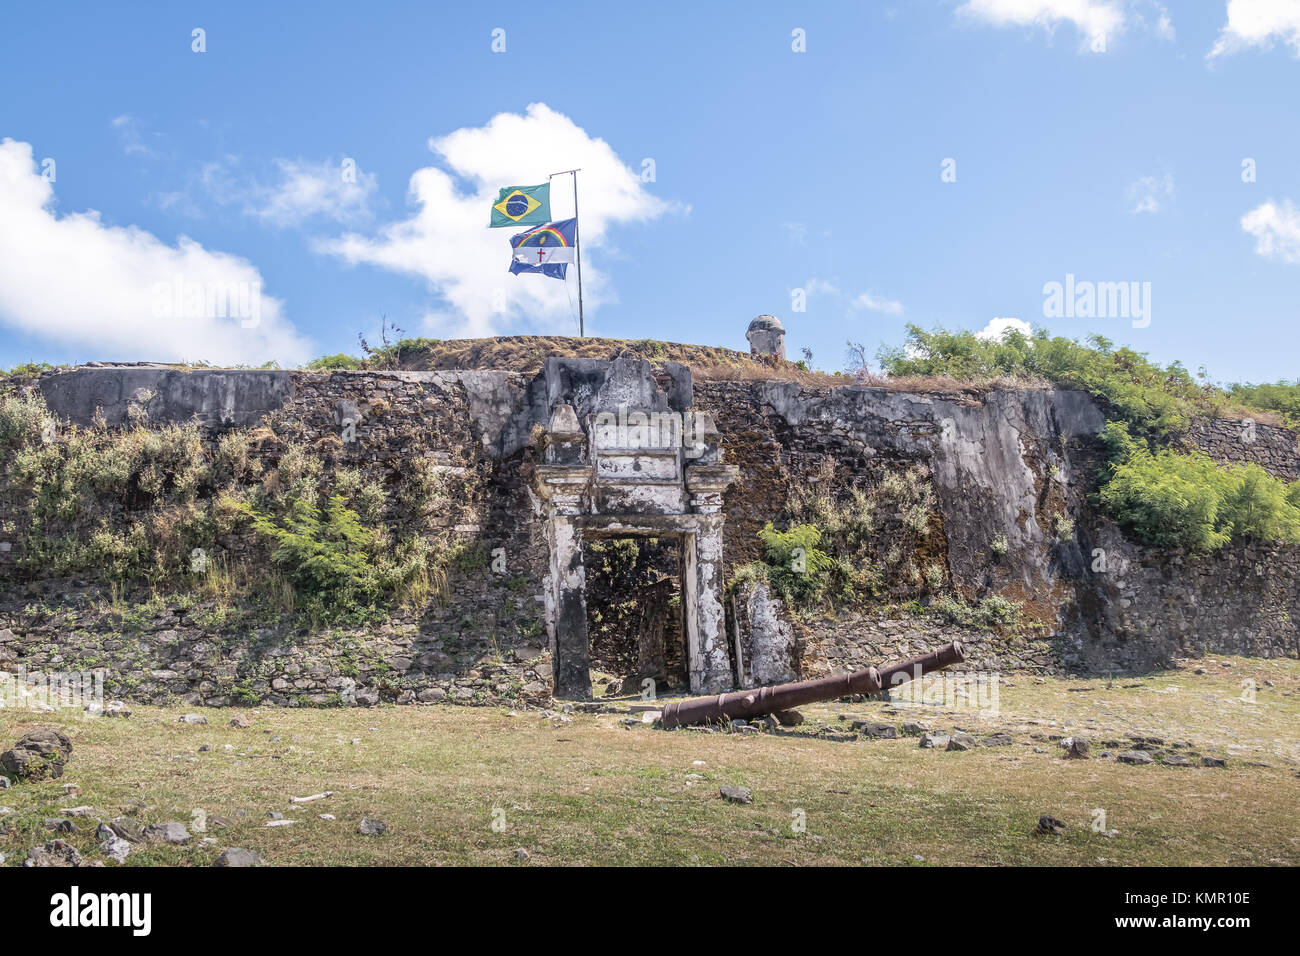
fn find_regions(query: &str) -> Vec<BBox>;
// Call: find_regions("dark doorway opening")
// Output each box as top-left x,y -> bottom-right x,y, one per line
583,536 -> 686,695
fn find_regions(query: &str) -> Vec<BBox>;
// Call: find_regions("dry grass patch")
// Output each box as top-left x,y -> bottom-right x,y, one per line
0,657 -> 1295,866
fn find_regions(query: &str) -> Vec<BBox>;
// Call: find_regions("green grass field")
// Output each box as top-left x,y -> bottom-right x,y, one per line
1,655 -> 1296,866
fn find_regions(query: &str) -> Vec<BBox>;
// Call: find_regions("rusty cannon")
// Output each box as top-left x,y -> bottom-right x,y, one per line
659,641 -> 966,730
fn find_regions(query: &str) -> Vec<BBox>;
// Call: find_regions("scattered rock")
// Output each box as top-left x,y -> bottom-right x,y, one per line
101,836 -> 131,864
773,709 -> 804,727
44,818 -> 77,834
265,819 -> 295,827
981,733 -> 1013,747
24,839 -> 85,867
108,820 -> 144,843
720,785 -> 753,805
920,733 -> 950,749
265,811 -> 284,820
1117,750 -> 1154,765
144,822 -> 192,844
1,728 -> 73,782
1064,738 -> 1091,759
854,721 -> 898,739
86,700 -> 131,719
213,848 -> 262,867
359,817 -> 387,836
513,848 -> 530,861
227,714 -> 251,729
1036,815 -> 1067,836
1163,753 -> 1192,767
900,721 -> 931,736
1201,756 -> 1227,768
177,714 -> 208,725
816,729 -> 856,742
289,791 -> 333,804
946,732 -> 976,752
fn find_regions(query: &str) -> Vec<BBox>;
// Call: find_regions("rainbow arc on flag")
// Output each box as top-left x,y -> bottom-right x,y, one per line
508,217 -> 577,279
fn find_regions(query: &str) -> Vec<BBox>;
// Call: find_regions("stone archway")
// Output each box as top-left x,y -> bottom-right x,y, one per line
533,355 -> 737,698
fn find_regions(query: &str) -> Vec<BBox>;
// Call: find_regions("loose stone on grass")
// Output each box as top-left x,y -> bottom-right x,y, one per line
1117,751 -> 1154,766
213,848 -> 262,867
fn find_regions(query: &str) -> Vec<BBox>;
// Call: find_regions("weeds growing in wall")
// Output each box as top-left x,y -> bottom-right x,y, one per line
0,388 -> 472,627
732,459 -> 1023,630
1097,420 -> 1300,552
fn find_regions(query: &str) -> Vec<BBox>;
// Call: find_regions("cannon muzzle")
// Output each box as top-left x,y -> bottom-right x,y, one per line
659,640 -> 966,730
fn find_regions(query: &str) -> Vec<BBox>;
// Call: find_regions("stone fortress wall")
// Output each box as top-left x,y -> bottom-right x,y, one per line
1,341 -> 1297,707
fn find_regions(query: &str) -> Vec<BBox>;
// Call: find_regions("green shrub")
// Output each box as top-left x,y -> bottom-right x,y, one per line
757,522 -> 835,606
1097,420 -> 1300,551
0,391 -> 47,448
305,353 -> 363,371
1228,380 -> 1300,428
1053,515 -> 1075,543
877,465 -> 934,534
877,325 -> 1237,443
929,595 -> 1022,630
236,495 -> 398,617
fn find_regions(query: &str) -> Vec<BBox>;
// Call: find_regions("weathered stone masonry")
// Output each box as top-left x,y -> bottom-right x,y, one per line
2,357 -> 1298,708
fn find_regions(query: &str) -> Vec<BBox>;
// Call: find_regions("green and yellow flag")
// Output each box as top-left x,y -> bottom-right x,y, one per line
490,183 -> 550,228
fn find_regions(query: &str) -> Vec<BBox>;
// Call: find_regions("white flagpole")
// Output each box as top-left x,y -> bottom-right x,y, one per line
549,168 -> 583,337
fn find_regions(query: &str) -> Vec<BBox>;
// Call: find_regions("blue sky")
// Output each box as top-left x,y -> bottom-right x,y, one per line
1,1 -> 1298,384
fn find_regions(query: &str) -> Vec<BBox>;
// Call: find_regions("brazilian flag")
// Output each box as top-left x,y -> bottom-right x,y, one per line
490,183 -> 550,228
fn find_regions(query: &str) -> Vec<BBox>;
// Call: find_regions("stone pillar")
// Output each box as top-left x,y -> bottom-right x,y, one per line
534,403 -> 594,699
543,516 -> 591,699
682,518 -> 732,693
683,458 -> 740,693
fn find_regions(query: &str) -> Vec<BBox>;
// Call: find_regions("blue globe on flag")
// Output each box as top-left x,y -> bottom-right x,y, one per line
505,193 -> 530,217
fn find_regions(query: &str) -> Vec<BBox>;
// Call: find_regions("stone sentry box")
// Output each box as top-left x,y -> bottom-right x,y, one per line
534,355 -> 738,698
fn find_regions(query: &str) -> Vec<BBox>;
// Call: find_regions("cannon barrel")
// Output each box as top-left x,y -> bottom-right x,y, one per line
659,640 -> 966,730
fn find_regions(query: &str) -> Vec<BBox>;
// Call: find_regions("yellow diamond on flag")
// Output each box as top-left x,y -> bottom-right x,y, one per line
493,189 -> 542,222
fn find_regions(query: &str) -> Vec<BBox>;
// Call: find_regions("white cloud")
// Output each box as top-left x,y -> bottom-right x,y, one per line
958,0 -> 1126,46
0,137 -> 310,365
318,103 -> 675,338
1210,0 -> 1300,58
251,158 -> 378,227
803,277 -> 840,297
851,291 -> 904,316
157,155 -> 378,227
1152,2 -> 1176,40
977,316 -> 1034,341
1241,199 -> 1300,263
111,114 -> 156,158
1128,173 -> 1175,214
